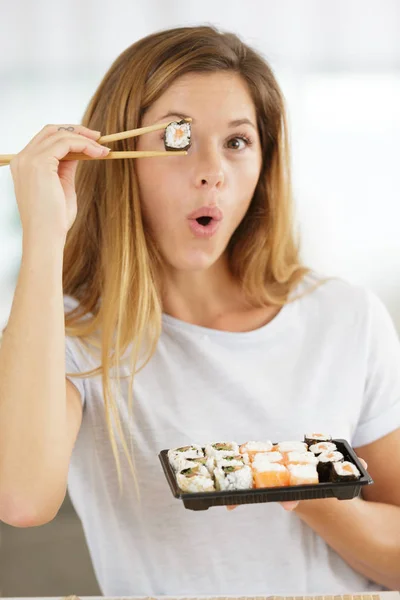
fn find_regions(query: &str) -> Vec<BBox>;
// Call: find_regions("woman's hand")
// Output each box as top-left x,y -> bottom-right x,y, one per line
226,457 -> 368,512
10,124 -> 110,241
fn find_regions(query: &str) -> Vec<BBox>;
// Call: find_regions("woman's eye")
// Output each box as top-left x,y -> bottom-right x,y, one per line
162,134 -> 253,149
226,136 -> 251,150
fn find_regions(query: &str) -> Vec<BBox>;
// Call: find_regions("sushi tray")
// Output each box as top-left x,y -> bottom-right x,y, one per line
159,434 -> 373,511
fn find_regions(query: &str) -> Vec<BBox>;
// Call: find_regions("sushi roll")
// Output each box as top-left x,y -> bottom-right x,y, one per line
239,440 -> 273,459
288,464 -> 319,486
205,441 -> 240,459
164,119 -> 191,151
286,451 -> 318,466
252,455 -> 290,488
176,464 -> 215,493
309,441 -> 337,456
168,444 -> 204,471
252,451 -> 285,464
276,441 -> 308,455
214,464 -> 253,491
331,461 -> 361,482
215,454 -> 250,468
304,433 -> 332,447
317,450 -> 344,482
174,455 -> 215,474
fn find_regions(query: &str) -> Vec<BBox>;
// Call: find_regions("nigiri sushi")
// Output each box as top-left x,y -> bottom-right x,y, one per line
252,455 -> 290,488
288,464 -> 319,486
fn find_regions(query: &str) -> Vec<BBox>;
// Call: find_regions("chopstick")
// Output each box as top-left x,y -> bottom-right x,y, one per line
0,150 -> 187,164
98,118 -> 191,143
0,118 -> 192,166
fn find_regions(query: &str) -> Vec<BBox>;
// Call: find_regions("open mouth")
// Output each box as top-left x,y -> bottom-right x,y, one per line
196,216 -> 213,226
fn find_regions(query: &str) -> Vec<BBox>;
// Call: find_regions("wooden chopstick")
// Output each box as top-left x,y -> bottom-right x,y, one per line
0,150 -> 187,165
0,118 -> 192,166
98,117 -> 191,143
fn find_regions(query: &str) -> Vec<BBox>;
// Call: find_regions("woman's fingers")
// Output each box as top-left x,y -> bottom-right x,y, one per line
22,124 -> 101,151
358,457 -> 368,469
226,504 -> 238,511
280,501 -> 299,511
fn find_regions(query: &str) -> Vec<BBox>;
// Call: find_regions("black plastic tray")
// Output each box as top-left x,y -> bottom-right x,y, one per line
159,439 -> 373,511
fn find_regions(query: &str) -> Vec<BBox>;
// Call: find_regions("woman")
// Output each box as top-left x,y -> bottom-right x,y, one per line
0,25 -> 399,596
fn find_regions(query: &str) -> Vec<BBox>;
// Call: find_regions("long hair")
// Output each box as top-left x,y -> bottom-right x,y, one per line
63,25 -> 313,491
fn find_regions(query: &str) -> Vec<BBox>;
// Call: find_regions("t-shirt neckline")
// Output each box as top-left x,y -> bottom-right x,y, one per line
161,297 -> 298,342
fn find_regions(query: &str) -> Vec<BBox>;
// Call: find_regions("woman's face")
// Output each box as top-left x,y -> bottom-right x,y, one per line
136,71 -> 262,272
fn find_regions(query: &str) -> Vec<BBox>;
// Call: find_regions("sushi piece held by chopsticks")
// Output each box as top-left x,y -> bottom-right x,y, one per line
164,119 -> 191,151
0,118 -> 192,166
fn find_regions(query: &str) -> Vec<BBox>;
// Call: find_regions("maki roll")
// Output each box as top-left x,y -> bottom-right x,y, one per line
176,464 -> 215,493
174,455 -> 214,474
164,119 -> 191,151
286,451 -> 318,466
252,456 -> 290,488
288,464 -> 319,486
205,441 -> 239,459
304,433 -> 332,447
168,444 -> 204,471
214,464 -> 253,491
239,440 -> 273,459
331,461 -> 361,482
215,454 -> 250,468
309,441 -> 337,456
317,450 -> 344,482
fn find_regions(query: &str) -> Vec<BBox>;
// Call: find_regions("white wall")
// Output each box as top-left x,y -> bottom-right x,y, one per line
1,0 -> 400,327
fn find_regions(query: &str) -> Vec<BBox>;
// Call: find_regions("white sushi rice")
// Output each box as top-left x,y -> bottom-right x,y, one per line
205,441 -> 240,459
288,463 -> 319,483
240,440 -> 273,453
305,432 -> 332,442
164,121 -> 191,149
252,456 -> 287,473
177,473 -> 215,493
215,454 -> 250,468
214,465 -> 253,491
252,451 -> 284,464
333,461 -> 361,478
277,441 -> 308,454
309,441 -> 337,455
174,455 -> 215,473
168,444 -> 204,471
286,451 -> 318,465
176,464 -> 215,493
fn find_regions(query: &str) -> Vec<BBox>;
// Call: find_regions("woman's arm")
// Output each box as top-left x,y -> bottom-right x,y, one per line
295,496 -> 400,589
294,429 -> 400,590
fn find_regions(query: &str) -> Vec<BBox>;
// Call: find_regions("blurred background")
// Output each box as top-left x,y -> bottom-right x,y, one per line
0,0 -> 399,596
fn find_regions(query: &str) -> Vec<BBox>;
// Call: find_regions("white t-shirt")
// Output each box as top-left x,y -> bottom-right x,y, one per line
64,272 -> 400,596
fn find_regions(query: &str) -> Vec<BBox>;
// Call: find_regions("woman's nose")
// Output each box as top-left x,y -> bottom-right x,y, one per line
197,173 -> 224,189
193,149 -> 224,189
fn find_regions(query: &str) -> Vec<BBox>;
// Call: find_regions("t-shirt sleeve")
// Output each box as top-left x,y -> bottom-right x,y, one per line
65,335 -> 86,406
352,290 -> 400,447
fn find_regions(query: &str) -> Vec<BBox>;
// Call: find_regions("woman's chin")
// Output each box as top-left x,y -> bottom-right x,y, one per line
166,249 -> 221,272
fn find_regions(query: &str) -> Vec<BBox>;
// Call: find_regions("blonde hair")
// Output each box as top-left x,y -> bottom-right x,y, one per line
63,25 -> 315,492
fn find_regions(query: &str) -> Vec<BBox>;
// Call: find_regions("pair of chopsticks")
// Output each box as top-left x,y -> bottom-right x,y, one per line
0,118 -> 191,166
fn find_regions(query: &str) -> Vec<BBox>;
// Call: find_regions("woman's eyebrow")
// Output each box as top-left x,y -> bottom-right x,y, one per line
228,118 -> 256,130
157,112 -> 256,130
